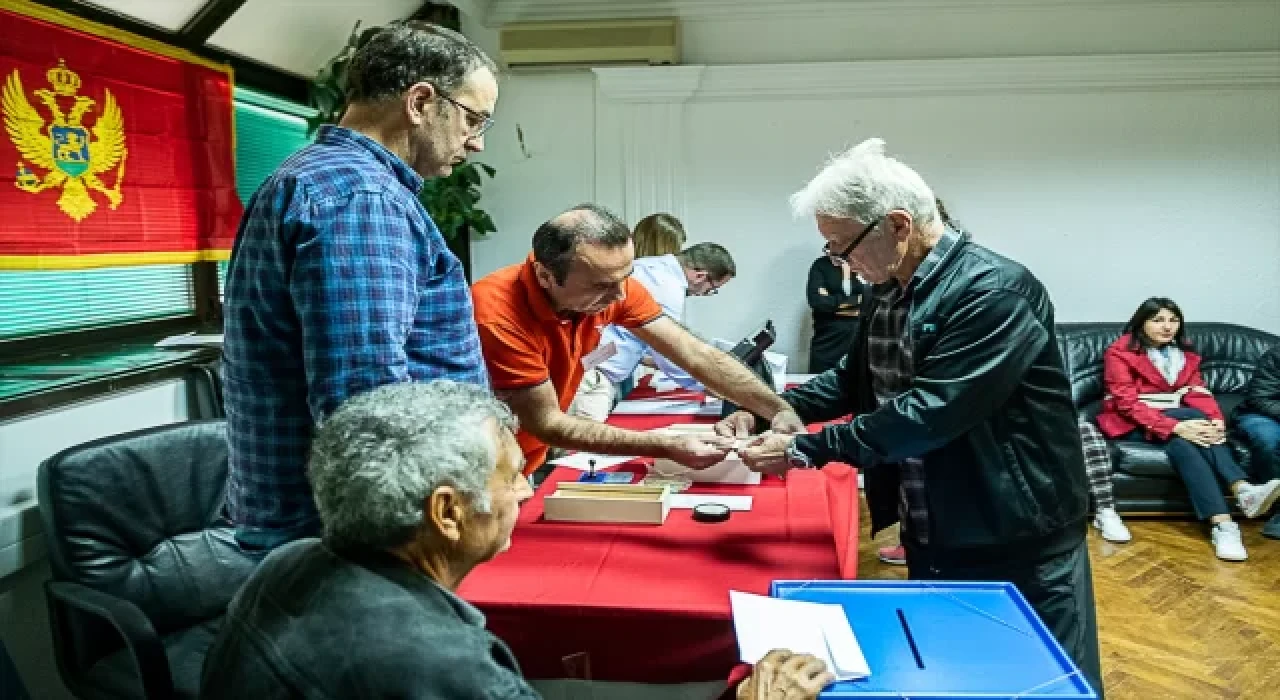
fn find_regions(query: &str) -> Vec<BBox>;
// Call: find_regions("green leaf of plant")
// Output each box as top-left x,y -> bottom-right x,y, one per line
474,211 -> 497,234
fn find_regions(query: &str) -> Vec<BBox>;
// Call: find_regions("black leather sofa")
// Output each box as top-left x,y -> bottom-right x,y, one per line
1057,322 -> 1280,515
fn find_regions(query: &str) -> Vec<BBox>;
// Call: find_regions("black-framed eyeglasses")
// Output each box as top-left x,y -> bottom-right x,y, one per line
438,92 -> 494,137
690,272 -> 725,297
823,216 -> 882,261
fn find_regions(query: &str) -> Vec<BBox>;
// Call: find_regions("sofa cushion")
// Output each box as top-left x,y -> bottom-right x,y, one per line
1111,441 -> 1178,479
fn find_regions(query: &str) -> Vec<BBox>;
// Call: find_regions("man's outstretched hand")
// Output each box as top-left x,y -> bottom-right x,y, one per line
664,434 -> 736,468
715,410 -> 757,439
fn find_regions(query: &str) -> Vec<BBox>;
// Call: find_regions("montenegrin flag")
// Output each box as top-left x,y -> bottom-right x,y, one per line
0,0 -> 241,269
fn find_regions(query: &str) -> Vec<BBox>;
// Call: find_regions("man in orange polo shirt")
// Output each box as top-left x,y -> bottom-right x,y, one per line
472,203 -> 804,474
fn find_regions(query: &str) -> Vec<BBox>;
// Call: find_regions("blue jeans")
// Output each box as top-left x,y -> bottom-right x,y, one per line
1124,407 -> 1247,520
1235,412 -> 1280,481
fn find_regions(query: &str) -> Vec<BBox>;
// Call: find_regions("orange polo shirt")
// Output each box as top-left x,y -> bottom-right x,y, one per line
472,255 -> 664,472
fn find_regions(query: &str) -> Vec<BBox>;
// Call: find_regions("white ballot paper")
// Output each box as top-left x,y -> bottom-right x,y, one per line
729,590 -> 870,681
648,374 -> 683,392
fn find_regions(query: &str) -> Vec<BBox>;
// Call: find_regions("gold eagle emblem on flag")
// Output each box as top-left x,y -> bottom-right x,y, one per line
3,59 -> 127,221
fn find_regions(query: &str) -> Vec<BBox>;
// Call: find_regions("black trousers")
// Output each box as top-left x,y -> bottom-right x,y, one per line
906,538 -> 1105,699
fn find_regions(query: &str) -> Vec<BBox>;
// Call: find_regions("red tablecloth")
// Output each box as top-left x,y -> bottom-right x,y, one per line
458,412 -> 858,684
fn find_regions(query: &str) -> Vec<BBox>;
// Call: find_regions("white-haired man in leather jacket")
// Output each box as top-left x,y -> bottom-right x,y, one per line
719,138 -> 1104,699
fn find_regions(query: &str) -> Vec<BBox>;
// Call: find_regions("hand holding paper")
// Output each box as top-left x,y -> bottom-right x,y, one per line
739,433 -> 794,476
716,410 -> 759,439
770,409 -> 807,435
665,434 -> 735,469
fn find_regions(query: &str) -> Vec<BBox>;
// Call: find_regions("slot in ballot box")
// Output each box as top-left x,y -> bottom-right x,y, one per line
770,580 -> 1098,700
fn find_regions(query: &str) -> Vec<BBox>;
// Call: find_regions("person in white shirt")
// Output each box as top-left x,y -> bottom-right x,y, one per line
569,242 -> 736,421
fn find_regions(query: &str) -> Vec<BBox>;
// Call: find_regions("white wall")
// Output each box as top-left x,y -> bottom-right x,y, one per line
469,70 -> 599,277
0,380 -> 190,698
680,85 -> 1280,360
463,3 -> 1280,370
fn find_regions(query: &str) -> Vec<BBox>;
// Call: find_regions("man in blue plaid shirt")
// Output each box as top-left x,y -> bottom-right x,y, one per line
221,23 -> 498,550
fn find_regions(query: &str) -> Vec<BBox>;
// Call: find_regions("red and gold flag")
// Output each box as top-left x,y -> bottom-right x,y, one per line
0,0 -> 241,269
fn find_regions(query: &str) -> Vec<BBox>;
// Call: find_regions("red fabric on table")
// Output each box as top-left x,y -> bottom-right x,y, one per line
457,413 -> 859,684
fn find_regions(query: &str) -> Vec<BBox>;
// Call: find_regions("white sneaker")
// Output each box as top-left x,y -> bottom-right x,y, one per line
1211,521 -> 1248,561
1092,508 -> 1132,543
1236,479 -> 1280,519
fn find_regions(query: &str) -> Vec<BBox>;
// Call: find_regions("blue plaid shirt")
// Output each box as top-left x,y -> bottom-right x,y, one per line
221,126 -> 488,544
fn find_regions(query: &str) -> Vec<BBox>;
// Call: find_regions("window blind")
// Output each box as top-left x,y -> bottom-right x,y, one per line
0,265 -> 194,340
218,87 -> 316,291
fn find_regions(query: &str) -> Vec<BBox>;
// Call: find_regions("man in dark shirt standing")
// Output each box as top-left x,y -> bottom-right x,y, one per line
1234,344 -> 1280,537
221,23 -> 498,550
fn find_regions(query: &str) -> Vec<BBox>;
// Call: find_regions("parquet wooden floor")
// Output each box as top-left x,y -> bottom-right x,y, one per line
858,499 -> 1280,699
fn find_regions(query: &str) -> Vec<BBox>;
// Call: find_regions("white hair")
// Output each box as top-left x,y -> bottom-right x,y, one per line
308,380 -> 516,551
790,138 -> 938,228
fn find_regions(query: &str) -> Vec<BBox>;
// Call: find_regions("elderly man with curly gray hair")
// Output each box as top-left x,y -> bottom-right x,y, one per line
202,380 -> 832,700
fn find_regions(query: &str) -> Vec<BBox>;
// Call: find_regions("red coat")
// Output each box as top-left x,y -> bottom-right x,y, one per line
1095,334 -> 1224,440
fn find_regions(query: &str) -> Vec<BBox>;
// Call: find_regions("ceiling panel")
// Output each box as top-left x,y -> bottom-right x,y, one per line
207,0 -> 425,77
79,0 -> 211,31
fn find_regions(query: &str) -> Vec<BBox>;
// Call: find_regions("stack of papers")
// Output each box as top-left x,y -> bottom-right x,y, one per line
730,590 -> 870,681
648,374 -> 682,392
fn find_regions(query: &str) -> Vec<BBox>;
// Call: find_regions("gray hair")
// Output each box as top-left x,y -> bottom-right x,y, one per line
532,203 -> 632,285
347,21 -> 497,103
790,138 -> 938,229
677,242 -> 736,280
308,380 -> 516,551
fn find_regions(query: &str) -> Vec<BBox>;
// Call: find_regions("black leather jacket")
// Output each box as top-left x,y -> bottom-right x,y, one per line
1237,344 -> 1280,423
783,233 -> 1088,566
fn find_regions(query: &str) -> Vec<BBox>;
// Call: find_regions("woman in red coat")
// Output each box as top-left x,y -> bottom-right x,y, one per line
1096,297 -> 1280,561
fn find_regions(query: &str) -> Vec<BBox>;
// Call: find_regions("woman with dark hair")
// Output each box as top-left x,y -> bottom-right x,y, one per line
805,256 -> 871,373
1096,297 -> 1280,561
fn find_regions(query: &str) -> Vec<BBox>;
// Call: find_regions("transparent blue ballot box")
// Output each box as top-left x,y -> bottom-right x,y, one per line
770,580 -> 1098,700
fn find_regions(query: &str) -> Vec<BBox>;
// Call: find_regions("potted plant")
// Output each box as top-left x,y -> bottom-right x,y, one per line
308,16 -> 497,280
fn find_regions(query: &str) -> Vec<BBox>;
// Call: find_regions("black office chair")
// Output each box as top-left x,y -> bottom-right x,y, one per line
0,639 -> 31,700
38,420 -> 256,699
185,360 -> 224,420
